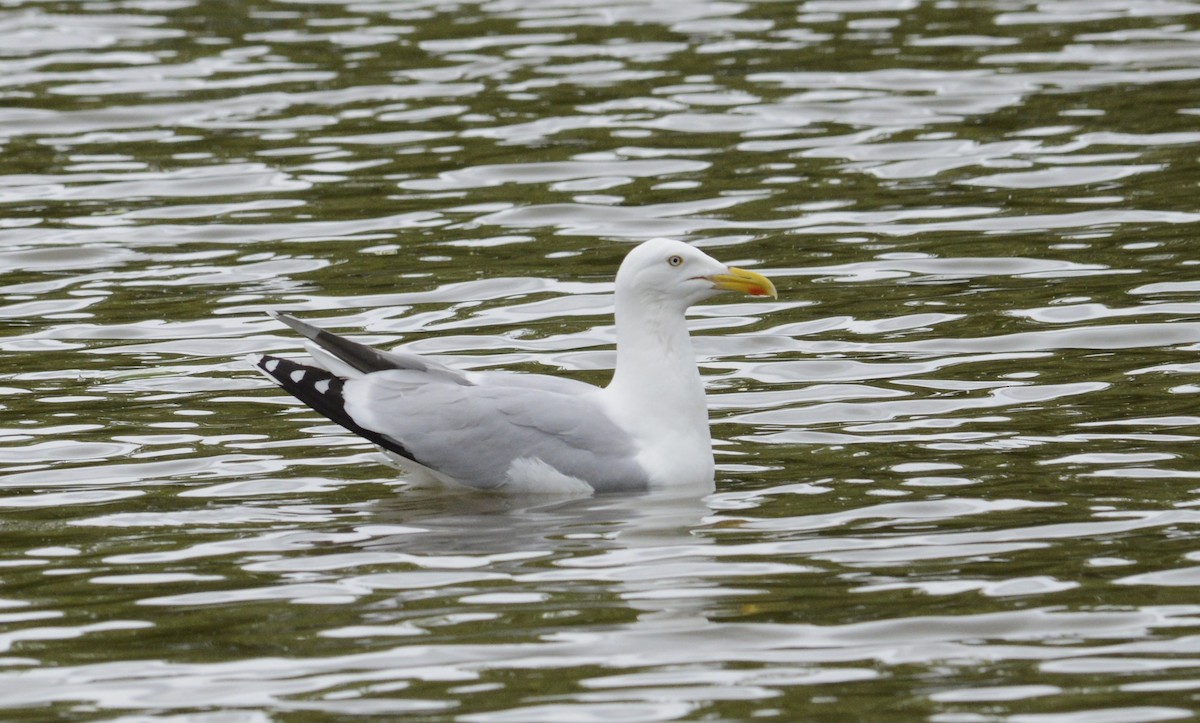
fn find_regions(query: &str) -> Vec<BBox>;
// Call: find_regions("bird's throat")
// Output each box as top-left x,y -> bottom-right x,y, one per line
606,302 -> 710,444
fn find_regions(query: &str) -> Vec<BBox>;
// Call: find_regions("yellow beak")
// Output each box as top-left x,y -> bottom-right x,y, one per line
708,267 -> 777,299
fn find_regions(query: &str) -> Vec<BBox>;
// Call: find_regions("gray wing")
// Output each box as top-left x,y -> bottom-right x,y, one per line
342,371 -> 650,493
258,312 -> 645,492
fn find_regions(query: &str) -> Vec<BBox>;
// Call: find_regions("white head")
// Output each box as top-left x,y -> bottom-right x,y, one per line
614,238 -> 777,313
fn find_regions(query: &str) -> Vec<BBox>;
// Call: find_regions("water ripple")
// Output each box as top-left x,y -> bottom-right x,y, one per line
2,0 -> 1200,719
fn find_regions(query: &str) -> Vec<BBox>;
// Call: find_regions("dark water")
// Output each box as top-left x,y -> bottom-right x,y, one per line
3,0 -> 1200,720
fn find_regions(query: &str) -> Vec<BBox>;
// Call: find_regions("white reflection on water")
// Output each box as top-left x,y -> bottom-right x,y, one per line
0,491 -> 1191,718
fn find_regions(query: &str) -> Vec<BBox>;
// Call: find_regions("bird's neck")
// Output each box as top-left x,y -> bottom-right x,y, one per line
609,297 -> 704,407
604,295 -> 713,487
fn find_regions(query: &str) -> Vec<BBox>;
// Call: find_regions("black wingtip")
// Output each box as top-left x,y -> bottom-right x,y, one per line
250,354 -> 343,413
266,312 -> 412,376
249,354 -> 421,465
267,311 -> 325,343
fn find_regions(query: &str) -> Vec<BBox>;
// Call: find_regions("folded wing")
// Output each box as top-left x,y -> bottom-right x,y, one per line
251,319 -> 649,493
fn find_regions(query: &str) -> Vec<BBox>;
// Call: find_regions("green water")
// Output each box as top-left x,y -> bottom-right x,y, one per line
3,0 -> 1200,720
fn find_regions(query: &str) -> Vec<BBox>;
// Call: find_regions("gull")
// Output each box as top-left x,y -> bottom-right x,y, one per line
249,238 -> 776,495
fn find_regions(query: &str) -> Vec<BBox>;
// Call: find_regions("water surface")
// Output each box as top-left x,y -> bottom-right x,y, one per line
3,0 -> 1200,720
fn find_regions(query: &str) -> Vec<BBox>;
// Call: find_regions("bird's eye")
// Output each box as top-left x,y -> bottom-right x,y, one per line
667,255 -> 683,267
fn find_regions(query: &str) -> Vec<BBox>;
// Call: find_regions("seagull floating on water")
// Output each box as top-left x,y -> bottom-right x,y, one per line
249,238 -> 776,495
